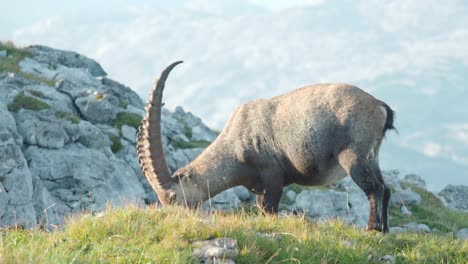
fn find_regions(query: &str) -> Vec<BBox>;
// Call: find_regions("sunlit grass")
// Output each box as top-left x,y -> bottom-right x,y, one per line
1,205 -> 466,263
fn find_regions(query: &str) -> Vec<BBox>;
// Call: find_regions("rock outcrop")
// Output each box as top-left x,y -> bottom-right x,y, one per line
439,185 -> 468,212
0,44 -> 218,228
280,170 -> 417,226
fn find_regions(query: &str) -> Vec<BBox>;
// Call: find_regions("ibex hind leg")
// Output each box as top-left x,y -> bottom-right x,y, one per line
370,160 -> 391,233
338,149 -> 386,232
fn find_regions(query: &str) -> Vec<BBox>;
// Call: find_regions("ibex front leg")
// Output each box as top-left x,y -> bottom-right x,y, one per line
256,172 -> 284,214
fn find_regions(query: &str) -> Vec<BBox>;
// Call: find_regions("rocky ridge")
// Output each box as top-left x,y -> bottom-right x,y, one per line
0,44 -> 218,229
0,44 -> 467,239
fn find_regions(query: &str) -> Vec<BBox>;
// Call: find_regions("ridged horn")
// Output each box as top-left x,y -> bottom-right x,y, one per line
137,61 -> 183,200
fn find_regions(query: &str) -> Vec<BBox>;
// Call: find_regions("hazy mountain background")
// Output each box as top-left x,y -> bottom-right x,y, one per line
2,0 -> 467,190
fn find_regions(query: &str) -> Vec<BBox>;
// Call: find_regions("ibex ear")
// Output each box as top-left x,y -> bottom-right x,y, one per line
173,168 -> 193,181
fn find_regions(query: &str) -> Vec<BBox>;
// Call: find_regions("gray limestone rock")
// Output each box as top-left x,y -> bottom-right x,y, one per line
75,93 -> 119,123
390,188 -> 422,206
204,188 -> 242,211
0,45 -> 221,228
192,238 -> 239,264
403,174 -> 426,189
25,144 -> 145,214
15,110 -> 69,149
121,125 -> 137,144
101,77 -> 143,108
379,255 -> 396,264
295,189 -> 368,225
0,106 -> 37,228
404,222 -> 431,233
173,106 -> 217,142
233,186 -> 252,201
401,205 -> 412,215
457,228 -> 468,241
382,170 -> 402,190
439,185 -> 468,211
286,190 -> 297,202
77,121 -> 112,151
389,227 -> 406,234
27,45 -> 107,77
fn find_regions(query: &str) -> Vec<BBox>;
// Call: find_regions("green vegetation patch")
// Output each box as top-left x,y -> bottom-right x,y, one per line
0,206 -> 467,263
174,117 -> 193,139
55,111 -> 80,124
25,89 -> 53,100
389,185 -> 468,233
112,112 -> 142,130
0,42 -> 55,86
106,133 -> 123,153
7,91 -> 50,112
172,140 -> 211,149
118,99 -> 128,109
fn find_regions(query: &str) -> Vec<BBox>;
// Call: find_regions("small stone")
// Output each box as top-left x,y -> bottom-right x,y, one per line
439,185 -> 468,211
233,186 -> 251,201
389,227 -> 406,234
390,188 -> 422,206
401,205 -> 412,215
457,228 -> 468,241
403,174 -> 426,188
404,222 -> 431,233
205,257 -> 236,264
192,238 -> 239,261
286,190 -> 297,202
75,93 -> 119,123
379,255 -> 396,263
0,50 -> 7,58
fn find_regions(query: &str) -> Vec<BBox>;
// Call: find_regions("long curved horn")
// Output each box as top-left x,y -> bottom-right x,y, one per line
137,61 -> 183,201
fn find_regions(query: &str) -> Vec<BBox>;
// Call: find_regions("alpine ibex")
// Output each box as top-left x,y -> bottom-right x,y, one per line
137,61 -> 395,232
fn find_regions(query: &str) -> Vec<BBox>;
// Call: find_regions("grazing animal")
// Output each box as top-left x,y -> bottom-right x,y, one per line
137,61 -> 395,232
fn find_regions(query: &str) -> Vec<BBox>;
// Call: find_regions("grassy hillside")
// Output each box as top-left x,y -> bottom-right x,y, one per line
1,205 -> 467,263
390,184 -> 468,233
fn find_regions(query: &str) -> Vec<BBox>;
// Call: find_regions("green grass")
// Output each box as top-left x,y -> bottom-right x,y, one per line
0,206 -> 466,263
389,185 -> 468,233
26,89 -> 48,99
174,117 -> 193,139
55,111 -> 80,124
106,133 -> 123,153
119,100 -> 128,109
112,112 -> 143,130
7,91 -> 50,112
172,140 -> 211,149
0,43 -> 55,86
